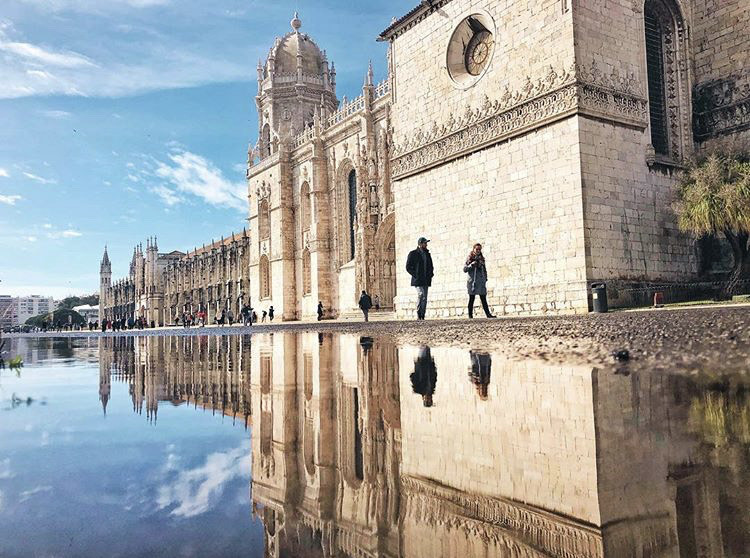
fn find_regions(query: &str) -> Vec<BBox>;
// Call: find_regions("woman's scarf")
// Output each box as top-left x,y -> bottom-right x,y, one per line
466,251 -> 486,269
466,251 -> 486,291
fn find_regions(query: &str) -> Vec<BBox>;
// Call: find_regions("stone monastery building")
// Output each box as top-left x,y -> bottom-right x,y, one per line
102,0 -> 750,324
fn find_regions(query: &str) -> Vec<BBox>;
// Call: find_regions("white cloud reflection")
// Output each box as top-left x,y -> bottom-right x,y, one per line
157,446 -> 249,518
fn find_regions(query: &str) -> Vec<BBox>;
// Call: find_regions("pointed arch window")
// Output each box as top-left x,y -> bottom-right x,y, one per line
259,255 -> 271,300
302,248 -> 312,296
260,124 -> 271,159
348,170 -> 357,261
643,0 -> 687,161
259,199 -> 270,240
301,182 -> 311,232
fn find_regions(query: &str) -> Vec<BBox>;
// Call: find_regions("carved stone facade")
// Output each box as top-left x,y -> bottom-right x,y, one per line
103,1 -> 750,320
247,14 -> 395,320
99,238 -> 183,326
246,331 -> 749,557
100,232 -> 250,326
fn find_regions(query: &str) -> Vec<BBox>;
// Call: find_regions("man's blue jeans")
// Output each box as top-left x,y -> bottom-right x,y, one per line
416,286 -> 429,319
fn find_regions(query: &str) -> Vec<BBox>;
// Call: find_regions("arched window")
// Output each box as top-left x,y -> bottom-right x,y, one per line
260,123 -> 271,158
348,170 -> 357,261
259,199 -> 270,240
259,255 -> 271,299
643,0 -> 686,160
302,248 -> 312,295
301,182 -> 311,232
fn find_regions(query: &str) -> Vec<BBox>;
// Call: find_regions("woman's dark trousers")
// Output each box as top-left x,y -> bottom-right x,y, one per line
468,295 -> 492,318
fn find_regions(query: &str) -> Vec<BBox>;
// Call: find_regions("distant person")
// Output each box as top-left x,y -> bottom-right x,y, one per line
252,311 -> 258,324
317,302 -> 324,321
406,237 -> 434,320
464,243 -> 495,319
468,351 -> 492,401
261,310 -> 267,323
228,309 -> 234,326
268,306 -> 275,322
241,304 -> 251,326
358,290 -> 373,322
373,294 -> 380,311
410,346 -> 437,407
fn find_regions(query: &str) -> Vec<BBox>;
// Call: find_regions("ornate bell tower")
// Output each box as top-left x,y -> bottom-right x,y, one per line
254,12 -> 338,156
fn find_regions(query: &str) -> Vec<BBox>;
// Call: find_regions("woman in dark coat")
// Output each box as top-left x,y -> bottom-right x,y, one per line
463,243 -> 495,318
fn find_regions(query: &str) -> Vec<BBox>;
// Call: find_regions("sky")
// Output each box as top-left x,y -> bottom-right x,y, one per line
0,0 -> 413,299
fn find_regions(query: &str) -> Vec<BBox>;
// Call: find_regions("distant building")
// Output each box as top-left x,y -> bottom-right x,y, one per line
11,295 -> 57,326
73,304 -> 99,324
100,234 -> 251,326
0,295 -> 14,330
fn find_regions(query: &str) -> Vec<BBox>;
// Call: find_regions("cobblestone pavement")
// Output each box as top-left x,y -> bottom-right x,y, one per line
5,306 -> 750,373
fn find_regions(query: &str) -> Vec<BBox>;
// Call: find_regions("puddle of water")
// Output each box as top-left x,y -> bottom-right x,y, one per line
0,334 -> 748,557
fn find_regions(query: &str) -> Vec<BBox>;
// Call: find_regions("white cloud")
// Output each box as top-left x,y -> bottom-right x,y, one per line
26,236 -> 38,242
154,150 -> 246,212
22,172 -> 56,185
0,168 -> 9,177
157,446 -> 249,518
43,223 -> 53,229
0,458 -> 13,479
150,184 -> 181,206
19,485 -> 53,503
0,16 -> 248,99
0,194 -> 22,205
47,229 -> 82,239
40,109 -> 72,119
0,41 -> 96,68
16,0 -> 172,12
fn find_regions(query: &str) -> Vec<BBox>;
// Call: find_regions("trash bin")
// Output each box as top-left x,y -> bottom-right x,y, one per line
591,283 -> 608,313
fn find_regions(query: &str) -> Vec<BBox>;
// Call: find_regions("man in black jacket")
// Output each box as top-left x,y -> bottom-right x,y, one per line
358,290 -> 373,322
405,237 -> 434,320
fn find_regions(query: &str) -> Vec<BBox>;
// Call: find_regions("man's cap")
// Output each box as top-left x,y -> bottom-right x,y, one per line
418,237 -> 430,244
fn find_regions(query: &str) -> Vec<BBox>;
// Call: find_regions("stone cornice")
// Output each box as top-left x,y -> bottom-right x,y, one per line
378,0 -> 456,42
401,475 -> 603,558
391,62 -> 647,180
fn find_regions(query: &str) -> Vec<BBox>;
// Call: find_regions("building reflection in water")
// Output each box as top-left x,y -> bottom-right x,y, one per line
94,332 -> 750,556
98,335 -> 252,424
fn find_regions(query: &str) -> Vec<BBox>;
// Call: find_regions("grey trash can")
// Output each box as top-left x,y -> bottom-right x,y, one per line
591,283 -> 608,313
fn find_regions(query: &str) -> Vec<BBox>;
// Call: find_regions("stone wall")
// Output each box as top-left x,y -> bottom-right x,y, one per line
393,119 -> 589,317
389,0 -> 589,317
398,345 -> 601,524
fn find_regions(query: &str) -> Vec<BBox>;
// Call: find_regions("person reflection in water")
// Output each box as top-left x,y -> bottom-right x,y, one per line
411,346 -> 437,407
468,350 -> 492,401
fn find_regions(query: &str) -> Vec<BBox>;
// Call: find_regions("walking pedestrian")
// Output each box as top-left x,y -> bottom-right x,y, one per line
468,350 -> 492,400
463,243 -> 496,319
410,346 -> 437,407
252,311 -> 258,324
227,309 -> 234,326
405,237 -> 434,320
261,310 -> 267,323
268,306 -> 275,322
373,294 -> 380,311
317,302 -> 324,321
358,290 -> 373,322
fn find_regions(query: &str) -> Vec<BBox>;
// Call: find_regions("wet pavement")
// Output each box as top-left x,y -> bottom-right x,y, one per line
0,326 -> 749,557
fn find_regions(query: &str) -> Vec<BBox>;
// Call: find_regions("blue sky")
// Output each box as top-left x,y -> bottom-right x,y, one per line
0,0 -> 412,298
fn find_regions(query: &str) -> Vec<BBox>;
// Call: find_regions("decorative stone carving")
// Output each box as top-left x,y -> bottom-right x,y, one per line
693,73 -> 750,141
391,62 -> 648,179
402,475 -> 604,558
256,181 -> 272,200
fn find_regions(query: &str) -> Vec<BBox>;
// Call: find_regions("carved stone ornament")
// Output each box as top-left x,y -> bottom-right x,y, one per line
693,72 -> 750,141
391,61 -> 648,179
256,180 -> 272,200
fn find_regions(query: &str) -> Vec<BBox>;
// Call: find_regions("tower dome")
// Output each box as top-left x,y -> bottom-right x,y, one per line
265,13 -> 327,77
